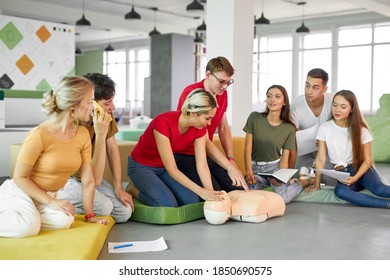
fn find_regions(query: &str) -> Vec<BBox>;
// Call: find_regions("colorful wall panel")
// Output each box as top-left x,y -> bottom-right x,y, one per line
0,15 -> 75,91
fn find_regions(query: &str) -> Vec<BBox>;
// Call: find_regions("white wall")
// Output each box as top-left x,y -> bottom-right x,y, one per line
4,98 -> 47,126
0,130 -> 29,177
0,100 -> 4,128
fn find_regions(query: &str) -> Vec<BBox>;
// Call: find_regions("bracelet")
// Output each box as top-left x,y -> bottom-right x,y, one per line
227,155 -> 234,161
85,212 -> 95,220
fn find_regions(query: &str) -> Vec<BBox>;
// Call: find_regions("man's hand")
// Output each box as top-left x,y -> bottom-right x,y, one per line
115,188 -> 134,212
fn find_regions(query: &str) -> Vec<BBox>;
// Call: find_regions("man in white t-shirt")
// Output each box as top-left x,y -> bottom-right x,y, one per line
290,68 -> 336,186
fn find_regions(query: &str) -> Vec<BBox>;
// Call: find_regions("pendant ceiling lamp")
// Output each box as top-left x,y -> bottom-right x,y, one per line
104,30 -> 114,52
76,0 -> 91,26
255,0 -> 270,25
149,7 -> 161,36
296,2 -> 310,33
125,0 -> 141,20
196,20 -> 206,33
104,43 -> 114,52
186,0 -> 204,12
75,47 -> 83,56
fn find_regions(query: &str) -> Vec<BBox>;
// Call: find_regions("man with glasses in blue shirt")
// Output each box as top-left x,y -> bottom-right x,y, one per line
175,56 -> 248,192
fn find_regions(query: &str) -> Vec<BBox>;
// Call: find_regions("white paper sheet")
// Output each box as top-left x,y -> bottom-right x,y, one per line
296,124 -> 319,156
315,169 -> 350,181
108,236 -> 168,253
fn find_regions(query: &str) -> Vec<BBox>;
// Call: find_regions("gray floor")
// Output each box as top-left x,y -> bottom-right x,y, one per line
1,165 -> 389,260
98,163 -> 390,260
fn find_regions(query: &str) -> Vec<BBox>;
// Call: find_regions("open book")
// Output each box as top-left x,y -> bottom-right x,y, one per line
257,169 -> 298,184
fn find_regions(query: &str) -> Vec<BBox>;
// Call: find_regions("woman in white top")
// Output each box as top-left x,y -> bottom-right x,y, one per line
306,90 -> 390,208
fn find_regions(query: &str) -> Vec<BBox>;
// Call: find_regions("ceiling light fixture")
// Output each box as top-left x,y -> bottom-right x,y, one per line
296,2 -> 310,33
125,0 -> 141,20
104,30 -> 115,52
76,0 -> 91,26
104,43 -> 114,52
196,20 -> 206,33
186,0 -> 204,12
75,47 -> 83,56
149,7 -> 161,36
255,0 -> 270,25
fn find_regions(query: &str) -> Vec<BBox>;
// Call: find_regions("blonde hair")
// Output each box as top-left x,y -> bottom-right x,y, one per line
41,76 -> 94,116
181,88 -> 218,116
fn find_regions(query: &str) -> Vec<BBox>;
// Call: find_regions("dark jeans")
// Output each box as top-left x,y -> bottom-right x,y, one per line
334,165 -> 390,209
127,157 -> 199,207
174,154 -> 244,193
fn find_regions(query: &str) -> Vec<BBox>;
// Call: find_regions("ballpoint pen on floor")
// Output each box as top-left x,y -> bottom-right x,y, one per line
113,243 -> 134,249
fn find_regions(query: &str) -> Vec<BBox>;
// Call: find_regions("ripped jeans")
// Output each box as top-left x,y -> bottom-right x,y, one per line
250,161 -> 302,204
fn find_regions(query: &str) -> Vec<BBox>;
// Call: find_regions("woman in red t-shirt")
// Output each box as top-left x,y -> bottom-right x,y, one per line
128,89 -> 225,207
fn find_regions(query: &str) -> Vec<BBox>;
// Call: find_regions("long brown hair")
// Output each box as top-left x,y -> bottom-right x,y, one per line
332,90 -> 371,168
262,84 -> 294,126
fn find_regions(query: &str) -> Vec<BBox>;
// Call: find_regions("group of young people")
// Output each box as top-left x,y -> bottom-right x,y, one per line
1,58 -> 389,238
246,68 -> 390,208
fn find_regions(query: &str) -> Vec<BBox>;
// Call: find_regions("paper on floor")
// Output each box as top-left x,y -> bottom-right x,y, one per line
108,236 -> 168,253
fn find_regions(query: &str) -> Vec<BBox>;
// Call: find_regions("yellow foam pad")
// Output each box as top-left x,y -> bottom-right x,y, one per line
0,215 -> 115,260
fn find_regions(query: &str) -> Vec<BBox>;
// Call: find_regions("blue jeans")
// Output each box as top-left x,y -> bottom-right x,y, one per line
173,154 -> 244,192
127,157 -> 199,207
334,165 -> 390,208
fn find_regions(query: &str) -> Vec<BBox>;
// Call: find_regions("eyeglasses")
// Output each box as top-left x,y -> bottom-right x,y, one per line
211,72 -> 234,86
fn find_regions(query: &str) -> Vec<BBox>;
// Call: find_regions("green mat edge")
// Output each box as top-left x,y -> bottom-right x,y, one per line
130,199 -> 205,225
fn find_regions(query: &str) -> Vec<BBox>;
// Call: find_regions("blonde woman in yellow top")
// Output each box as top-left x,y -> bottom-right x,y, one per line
0,76 -> 109,238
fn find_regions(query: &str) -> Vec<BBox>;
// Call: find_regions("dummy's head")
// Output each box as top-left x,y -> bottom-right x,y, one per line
203,191 -> 231,225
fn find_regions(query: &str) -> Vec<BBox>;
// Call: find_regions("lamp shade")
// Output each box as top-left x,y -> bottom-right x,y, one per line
104,43 -> 114,52
149,27 -> 161,36
75,47 -> 83,55
196,20 -> 206,32
255,13 -> 270,25
296,22 -> 310,33
125,6 -> 141,20
76,14 -> 91,26
186,0 -> 204,12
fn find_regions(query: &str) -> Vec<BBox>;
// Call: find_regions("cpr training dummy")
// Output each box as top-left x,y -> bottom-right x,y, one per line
204,190 -> 285,225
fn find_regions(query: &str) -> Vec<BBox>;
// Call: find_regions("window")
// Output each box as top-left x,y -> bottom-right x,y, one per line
338,26 -> 372,46
299,32 -> 332,98
253,36 -> 293,105
337,24 -> 390,111
254,23 -> 390,113
104,48 -> 150,116
338,46 -> 372,110
104,51 -> 126,107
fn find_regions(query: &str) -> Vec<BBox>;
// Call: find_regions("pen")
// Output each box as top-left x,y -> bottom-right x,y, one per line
113,243 -> 134,249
